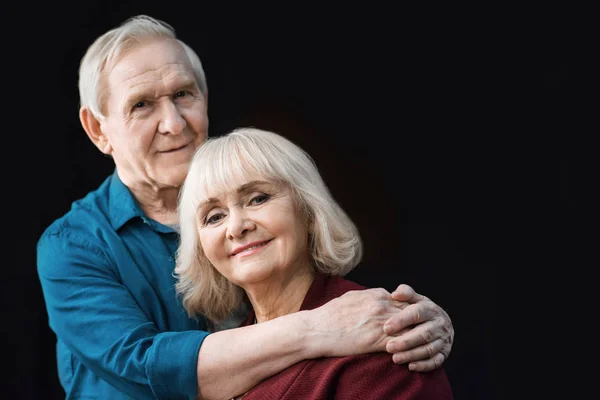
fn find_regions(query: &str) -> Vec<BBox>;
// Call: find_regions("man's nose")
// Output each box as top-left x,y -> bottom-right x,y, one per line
157,100 -> 186,135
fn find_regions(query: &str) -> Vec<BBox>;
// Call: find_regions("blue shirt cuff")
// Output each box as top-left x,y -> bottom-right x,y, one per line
147,330 -> 210,399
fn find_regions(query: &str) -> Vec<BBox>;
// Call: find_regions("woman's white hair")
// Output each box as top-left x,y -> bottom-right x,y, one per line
78,14 -> 208,119
174,127 -> 363,322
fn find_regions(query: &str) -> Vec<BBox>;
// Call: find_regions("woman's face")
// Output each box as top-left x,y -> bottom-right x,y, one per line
196,172 -> 311,289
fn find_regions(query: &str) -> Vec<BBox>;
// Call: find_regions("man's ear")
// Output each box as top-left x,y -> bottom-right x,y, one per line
79,107 -> 112,154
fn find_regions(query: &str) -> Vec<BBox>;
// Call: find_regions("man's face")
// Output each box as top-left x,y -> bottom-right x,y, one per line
99,37 -> 208,189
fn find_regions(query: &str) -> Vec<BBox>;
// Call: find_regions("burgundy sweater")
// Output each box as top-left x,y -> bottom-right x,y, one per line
238,273 -> 454,399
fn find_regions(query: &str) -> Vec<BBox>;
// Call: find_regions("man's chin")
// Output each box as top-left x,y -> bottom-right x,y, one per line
157,167 -> 189,189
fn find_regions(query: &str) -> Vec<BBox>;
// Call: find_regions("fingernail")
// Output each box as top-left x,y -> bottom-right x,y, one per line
386,342 -> 398,353
383,323 -> 393,334
394,354 -> 405,363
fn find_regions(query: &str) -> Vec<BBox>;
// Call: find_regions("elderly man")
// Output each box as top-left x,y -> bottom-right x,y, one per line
37,15 -> 454,400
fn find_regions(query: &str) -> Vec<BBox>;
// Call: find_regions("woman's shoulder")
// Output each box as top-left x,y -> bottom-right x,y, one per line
323,274 -> 368,295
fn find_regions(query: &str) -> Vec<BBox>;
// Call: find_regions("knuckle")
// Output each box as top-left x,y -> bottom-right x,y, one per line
426,344 -> 435,358
411,308 -> 421,325
419,327 -> 434,343
442,328 -> 453,345
438,328 -> 448,343
441,343 -> 451,358
401,337 -> 412,350
393,300 -> 410,310
436,338 -> 445,351
442,321 -> 452,333
425,300 -> 438,313
367,288 -> 387,302
371,302 -> 386,315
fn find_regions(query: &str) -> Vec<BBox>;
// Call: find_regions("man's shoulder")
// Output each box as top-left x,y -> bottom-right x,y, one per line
38,177 -> 113,244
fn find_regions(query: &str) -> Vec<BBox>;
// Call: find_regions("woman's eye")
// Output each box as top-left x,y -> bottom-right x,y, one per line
250,194 -> 269,205
206,213 -> 224,224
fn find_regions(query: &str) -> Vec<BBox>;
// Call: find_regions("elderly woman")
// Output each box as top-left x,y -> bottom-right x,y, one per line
175,128 -> 454,399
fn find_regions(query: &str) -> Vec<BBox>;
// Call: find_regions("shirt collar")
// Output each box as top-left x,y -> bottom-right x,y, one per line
107,169 -> 179,234
108,169 -> 146,231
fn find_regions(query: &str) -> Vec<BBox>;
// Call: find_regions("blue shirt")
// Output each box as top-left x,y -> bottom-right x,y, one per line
37,170 -> 210,399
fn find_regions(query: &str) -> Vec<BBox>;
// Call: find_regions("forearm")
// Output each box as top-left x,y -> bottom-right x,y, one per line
197,310 -> 314,400
196,286 -> 409,399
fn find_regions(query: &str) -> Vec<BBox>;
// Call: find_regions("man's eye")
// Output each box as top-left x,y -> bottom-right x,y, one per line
175,90 -> 189,98
134,101 -> 146,109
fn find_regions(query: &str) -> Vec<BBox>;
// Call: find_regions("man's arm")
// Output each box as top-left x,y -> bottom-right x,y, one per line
195,285 -> 454,399
196,287 -> 403,399
37,229 -> 401,399
37,230 -> 207,399
39,228 -> 452,399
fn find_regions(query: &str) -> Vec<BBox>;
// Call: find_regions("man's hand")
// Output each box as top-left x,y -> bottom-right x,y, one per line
303,287 -> 406,359
383,284 -> 454,372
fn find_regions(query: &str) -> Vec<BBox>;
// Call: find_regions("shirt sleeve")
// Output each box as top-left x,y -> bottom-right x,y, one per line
37,228 -> 209,399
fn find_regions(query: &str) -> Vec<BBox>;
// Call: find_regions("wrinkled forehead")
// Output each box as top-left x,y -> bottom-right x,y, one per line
107,38 -> 195,93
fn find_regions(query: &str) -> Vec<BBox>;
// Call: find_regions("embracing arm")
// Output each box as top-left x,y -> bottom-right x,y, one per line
37,230 -> 208,399
196,287 -> 400,399
197,285 -> 454,399
39,228 -> 452,399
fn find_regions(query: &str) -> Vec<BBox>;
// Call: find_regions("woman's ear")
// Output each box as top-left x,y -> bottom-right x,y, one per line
80,107 -> 112,154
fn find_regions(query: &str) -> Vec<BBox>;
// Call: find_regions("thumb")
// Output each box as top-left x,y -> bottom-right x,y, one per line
391,284 -> 427,303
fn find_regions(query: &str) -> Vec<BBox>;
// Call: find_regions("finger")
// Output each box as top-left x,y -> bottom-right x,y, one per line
391,300 -> 411,311
408,353 -> 445,372
390,338 -> 444,363
383,302 -> 437,334
385,320 -> 440,351
390,284 -> 429,303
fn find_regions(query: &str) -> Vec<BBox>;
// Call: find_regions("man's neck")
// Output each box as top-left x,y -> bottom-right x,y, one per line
121,174 -> 181,226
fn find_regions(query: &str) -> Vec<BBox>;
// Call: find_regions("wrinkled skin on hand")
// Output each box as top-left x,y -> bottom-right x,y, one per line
307,284 -> 453,372
306,287 -> 404,358
385,284 -> 454,371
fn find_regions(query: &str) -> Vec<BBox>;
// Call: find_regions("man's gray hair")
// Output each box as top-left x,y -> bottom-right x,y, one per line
78,14 -> 208,119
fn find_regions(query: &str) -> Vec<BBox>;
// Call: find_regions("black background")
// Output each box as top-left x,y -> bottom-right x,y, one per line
4,2 -> 573,399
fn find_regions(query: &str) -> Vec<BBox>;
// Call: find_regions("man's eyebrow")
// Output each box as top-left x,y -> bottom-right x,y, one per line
124,79 -> 197,104
196,181 -> 270,209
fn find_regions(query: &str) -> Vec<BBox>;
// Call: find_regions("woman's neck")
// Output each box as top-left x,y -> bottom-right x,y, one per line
246,268 -> 315,324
